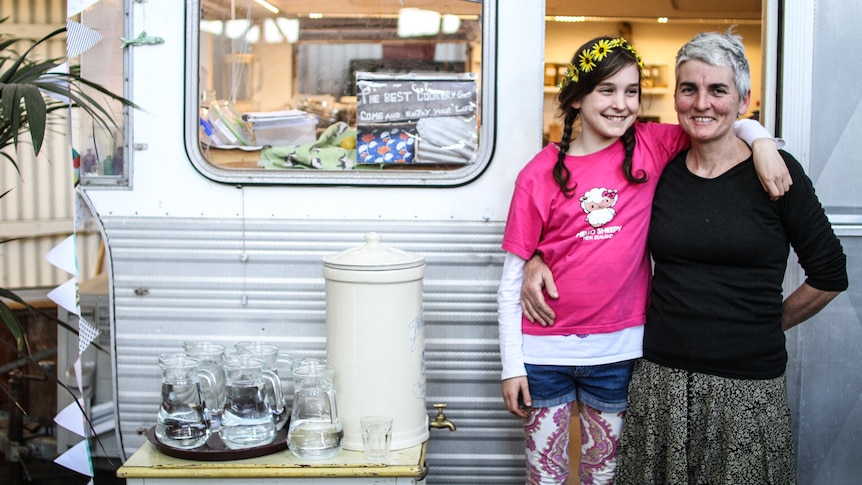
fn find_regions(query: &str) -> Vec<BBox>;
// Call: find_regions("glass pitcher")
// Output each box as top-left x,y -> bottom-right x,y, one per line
276,349 -> 296,424
220,354 -> 282,450
182,341 -> 226,432
235,341 -> 288,430
287,358 -> 343,459
155,353 -> 213,449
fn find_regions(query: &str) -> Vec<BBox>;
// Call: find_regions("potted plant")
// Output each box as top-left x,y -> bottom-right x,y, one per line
0,17 -> 135,420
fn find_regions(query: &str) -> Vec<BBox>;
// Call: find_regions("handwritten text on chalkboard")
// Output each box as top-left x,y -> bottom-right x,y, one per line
356,79 -> 477,123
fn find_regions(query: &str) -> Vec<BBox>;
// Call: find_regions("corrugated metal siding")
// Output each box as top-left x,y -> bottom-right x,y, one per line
785,1 -> 862,483
0,0 -> 103,289
103,215 -> 526,483
786,237 -> 862,485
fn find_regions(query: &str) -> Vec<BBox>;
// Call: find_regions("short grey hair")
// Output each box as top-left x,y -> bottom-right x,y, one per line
675,29 -> 751,96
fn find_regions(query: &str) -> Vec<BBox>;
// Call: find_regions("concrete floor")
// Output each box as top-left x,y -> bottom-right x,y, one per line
1,459 -> 124,485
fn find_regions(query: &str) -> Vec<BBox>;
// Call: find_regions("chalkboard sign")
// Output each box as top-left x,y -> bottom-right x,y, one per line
355,73 -> 478,164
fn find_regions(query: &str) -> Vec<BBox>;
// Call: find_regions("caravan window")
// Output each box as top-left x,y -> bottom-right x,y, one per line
188,0 -> 490,186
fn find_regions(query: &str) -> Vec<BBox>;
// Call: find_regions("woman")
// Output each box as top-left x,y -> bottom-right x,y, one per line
613,31 -> 848,484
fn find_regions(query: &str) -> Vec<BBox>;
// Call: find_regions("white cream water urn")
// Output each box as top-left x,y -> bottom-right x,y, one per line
323,232 -> 429,451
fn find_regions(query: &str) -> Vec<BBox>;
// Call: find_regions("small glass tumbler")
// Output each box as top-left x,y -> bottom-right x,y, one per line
360,415 -> 393,462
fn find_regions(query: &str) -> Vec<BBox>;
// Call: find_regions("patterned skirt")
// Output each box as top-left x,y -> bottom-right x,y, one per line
615,359 -> 797,485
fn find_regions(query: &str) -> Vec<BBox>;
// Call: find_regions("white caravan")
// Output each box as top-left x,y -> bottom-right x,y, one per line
33,0 -> 861,483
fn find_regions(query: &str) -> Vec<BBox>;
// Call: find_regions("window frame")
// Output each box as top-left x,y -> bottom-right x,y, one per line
183,0 -> 496,187
77,0 -> 133,188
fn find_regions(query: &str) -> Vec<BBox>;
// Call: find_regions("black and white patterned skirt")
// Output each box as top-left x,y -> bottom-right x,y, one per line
615,359 -> 797,485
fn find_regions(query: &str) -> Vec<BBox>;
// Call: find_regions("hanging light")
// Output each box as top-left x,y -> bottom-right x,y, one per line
554,16 -> 586,23
224,19 -> 251,39
441,14 -> 461,34
245,24 -> 261,44
263,18 -> 283,43
397,8 -> 441,38
276,17 -> 301,44
200,20 -> 224,36
254,0 -> 280,15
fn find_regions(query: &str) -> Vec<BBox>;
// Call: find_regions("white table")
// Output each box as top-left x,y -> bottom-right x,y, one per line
117,441 -> 427,484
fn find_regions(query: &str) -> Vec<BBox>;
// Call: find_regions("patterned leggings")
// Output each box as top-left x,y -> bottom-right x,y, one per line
524,401 -> 623,485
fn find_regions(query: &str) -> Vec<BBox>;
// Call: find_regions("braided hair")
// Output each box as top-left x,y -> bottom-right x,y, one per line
553,37 -> 648,198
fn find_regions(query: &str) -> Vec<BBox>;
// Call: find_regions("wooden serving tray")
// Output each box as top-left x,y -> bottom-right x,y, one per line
146,426 -> 288,461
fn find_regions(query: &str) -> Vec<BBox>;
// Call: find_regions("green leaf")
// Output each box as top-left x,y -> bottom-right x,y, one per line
0,300 -> 26,351
20,84 -> 47,154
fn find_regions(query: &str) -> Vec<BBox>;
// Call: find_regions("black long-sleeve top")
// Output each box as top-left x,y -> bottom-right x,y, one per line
644,150 -> 848,379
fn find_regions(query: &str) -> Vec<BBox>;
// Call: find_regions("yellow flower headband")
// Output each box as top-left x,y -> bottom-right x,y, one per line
557,38 -> 645,89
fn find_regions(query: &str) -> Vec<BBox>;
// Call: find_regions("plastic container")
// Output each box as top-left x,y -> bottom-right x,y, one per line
206,101 -> 253,146
323,233 -> 428,451
251,115 -> 318,146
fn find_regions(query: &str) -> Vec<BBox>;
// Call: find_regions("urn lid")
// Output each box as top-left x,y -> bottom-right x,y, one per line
323,232 -> 424,271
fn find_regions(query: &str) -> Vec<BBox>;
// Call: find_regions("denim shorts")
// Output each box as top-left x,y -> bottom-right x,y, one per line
525,360 -> 635,413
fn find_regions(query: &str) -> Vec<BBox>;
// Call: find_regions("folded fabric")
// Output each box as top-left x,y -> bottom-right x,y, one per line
414,141 -> 476,164
415,116 -> 478,163
259,121 -> 357,170
356,123 -> 417,164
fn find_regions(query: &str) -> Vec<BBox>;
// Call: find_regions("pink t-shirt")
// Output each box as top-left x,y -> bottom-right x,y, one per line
502,122 -> 689,336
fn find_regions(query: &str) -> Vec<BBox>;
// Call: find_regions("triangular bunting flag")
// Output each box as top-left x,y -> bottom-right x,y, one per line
72,148 -> 81,186
54,399 -> 87,437
78,316 -> 101,355
60,17 -> 100,481
46,235 -> 79,276
54,438 -> 94,477
67,0 -> 102,18
74,190 -> 94,232
66,19 -> 103,59
47,276 -> 79,316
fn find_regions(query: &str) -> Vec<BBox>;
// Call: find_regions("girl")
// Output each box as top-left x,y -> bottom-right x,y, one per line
498,36 -> 788,485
